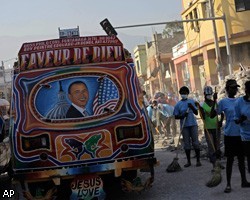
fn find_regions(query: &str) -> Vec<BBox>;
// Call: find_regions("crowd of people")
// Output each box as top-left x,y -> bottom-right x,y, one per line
144,79 -> 250,193
145,89 -> 178,144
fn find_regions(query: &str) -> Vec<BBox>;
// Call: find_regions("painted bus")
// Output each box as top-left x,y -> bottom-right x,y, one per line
9,34 -> 157,199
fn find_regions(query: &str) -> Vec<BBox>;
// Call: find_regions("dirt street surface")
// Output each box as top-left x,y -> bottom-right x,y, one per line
108,137 -> 250,200
1,137 -> 250,200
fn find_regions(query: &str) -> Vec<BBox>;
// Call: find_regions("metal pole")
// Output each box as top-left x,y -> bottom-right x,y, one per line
154,33 -> 165,93
114,17 -> 224,29
208,0 -> 223,81
222,14 -> 233,75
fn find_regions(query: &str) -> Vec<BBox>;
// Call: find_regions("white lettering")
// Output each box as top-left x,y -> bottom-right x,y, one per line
54,50 -> 62,66
37,52 -> 45,67
2,190 -> 15,197
19,44 -> 124,71
93,46 -> 101,61
73,48 -> 82,64
62,49 -> 70,65
82,47 -> 90,63
28,53 -> 37,69
45,50 -> 54,67
20,54 -> 29,70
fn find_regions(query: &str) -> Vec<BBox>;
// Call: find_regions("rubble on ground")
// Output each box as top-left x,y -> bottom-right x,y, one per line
216,64 -> 250,99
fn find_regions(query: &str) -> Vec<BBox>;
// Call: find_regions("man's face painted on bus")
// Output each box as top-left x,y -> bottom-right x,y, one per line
68,83 -> 89,108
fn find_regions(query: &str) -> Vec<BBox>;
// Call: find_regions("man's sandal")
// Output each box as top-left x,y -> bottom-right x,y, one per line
224,186 -> 231,193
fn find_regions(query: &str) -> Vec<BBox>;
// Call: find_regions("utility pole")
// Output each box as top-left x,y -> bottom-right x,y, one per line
222,14 -> 233,75
208,0 -> 224,82
153,33 -> 166,94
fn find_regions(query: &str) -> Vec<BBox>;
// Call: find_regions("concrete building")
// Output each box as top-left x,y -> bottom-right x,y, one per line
0,67 -> 12,100
172,40 -> 191,91
137,32 -> 184,98
177,0 -> 250,94
134,45 -> 148,92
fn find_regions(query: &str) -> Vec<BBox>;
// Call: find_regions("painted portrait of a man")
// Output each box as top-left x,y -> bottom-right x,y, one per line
66,81 -> 90,118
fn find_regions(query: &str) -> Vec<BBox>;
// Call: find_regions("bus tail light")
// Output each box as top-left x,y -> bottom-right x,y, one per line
116,124 -> 143,142
21,134 -> 50,151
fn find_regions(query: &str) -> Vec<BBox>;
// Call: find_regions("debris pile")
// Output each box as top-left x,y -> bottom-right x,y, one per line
216,64 -> 250,99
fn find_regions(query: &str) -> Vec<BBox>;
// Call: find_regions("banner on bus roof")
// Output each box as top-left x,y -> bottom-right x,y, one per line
18,36 -> 125,71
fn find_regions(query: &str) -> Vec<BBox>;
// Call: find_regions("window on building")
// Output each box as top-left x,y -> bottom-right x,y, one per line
183,62 -> 190,81
193,8 -> 199,32
188,12 -> 194,30
235,0 -> 250,12
185,15 -> 189,30
201,1 -> 210,18
185,8 -> 200,32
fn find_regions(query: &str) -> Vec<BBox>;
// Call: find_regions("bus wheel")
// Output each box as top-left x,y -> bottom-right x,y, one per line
7,161 -> 14,178
23,188 -> 57,200
122,170 -> 137,182
22,181 -> 58,200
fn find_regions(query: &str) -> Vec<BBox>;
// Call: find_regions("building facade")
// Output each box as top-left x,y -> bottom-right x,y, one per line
0,67 -> 12,100
134,45 -> 148,91
134,32 -> 184,99
176,0 -> 250,94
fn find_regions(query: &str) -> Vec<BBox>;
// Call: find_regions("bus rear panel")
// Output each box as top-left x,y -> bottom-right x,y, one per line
10,35 -> 156,199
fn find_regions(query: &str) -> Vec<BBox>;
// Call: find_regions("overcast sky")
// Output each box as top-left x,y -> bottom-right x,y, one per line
0,0 -> 183,65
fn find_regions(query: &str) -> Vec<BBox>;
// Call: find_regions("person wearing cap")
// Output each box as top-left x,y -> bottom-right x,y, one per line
235,80 -> 250,174
173,86 -> 201,168
211,79 -> 250,193
198,86 -> 224,171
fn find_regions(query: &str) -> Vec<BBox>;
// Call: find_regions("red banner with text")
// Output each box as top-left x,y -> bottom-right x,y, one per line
18,35 -> 125,71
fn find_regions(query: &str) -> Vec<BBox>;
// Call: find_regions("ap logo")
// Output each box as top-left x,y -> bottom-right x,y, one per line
2,190 -> 15,198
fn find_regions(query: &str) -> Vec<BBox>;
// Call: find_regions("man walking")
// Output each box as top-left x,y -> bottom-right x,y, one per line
158,103 -> 176,143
